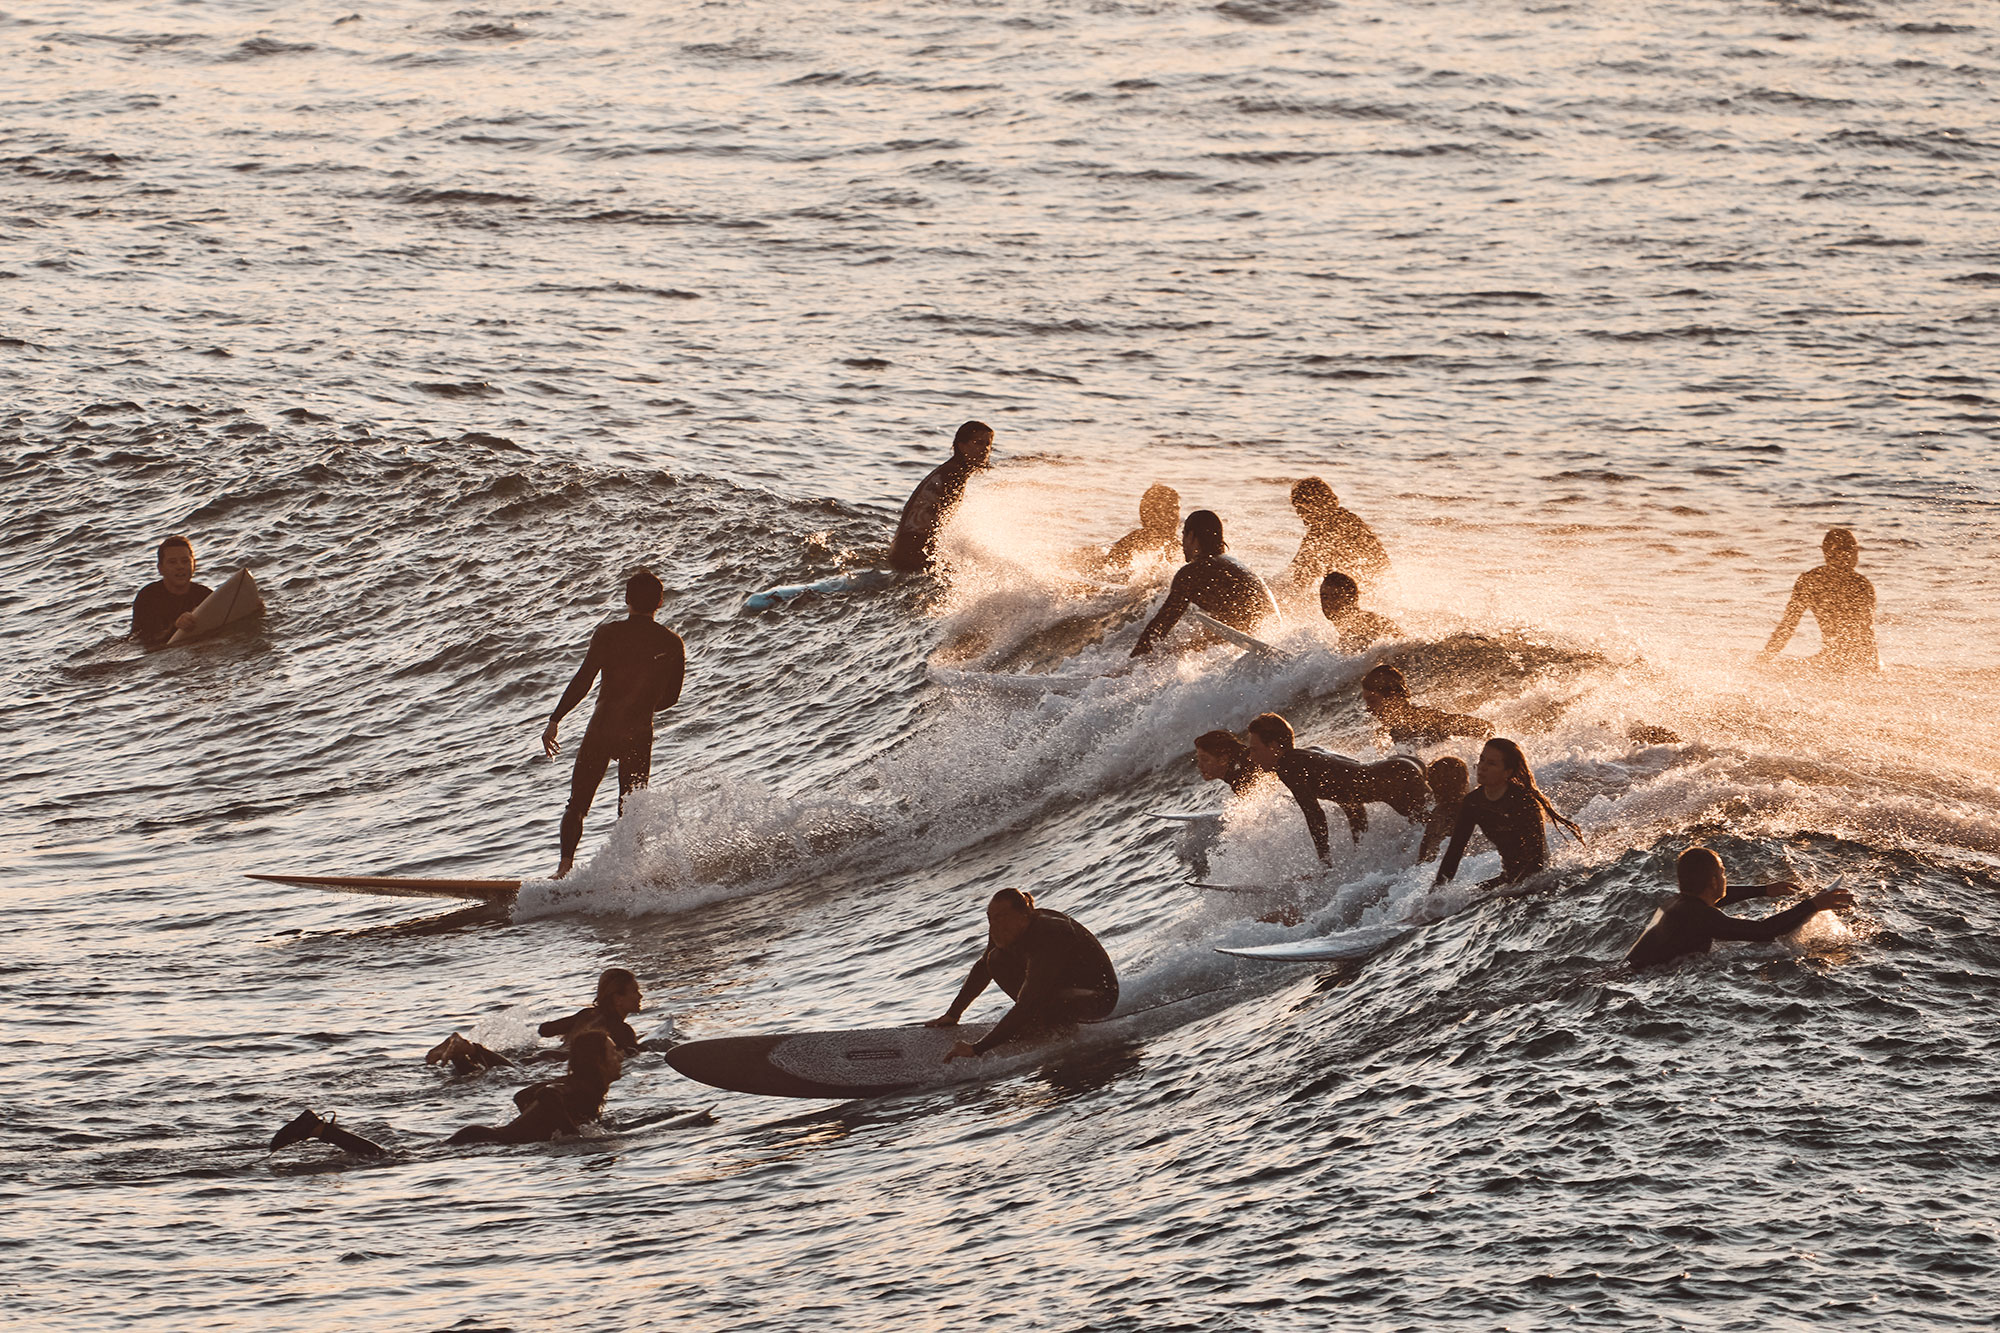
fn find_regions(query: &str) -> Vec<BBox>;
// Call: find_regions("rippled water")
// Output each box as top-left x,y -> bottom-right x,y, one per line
4,0 -> 1998,1328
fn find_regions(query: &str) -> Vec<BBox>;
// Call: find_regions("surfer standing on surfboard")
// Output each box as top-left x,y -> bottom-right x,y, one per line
1625,848 -> 1853,969
928,889 -> 1118,1062
886,421 -> 993,573
1243,713 -> 1431,861
1130,510 -> 1281,656
543,569 -> 686,879
1762,526 -> 1880,672
130,535 -> 211,647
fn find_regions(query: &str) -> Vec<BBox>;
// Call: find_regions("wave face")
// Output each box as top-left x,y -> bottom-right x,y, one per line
2,0 -> 1997,1328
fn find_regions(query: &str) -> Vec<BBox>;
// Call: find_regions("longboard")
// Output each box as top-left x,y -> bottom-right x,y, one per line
1216,922 -> 1417,962
169,568 -> 265,645
246,873 -> 519,903
666,1023 -> 1004,1099
1146,810 -> 1221,823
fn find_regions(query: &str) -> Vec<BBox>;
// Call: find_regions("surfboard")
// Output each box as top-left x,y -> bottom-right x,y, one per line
168,568 -> 265,645
929,667 -> 1099,694
744,569 -> 896,612
666,1023 -> 1005,1099
246,873 -> 519,903
1216,922 -> 1417,962
1186,607 -> 1286,659
1146,810 -> 1222,823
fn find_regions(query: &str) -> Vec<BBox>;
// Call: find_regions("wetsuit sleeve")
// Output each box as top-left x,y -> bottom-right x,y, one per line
1699,898 -> 1824,943
1131,567 -> 1195,655
1290,780 -> 1332,862
549,628 -> 606,725
132,587 -> 174,646
941,951 -> 994,1023
655,630 -> 686,712
1721,883 -> 1786,906
1764,573 -> 1811,653
972,955 -> 1054,1054
1435,801 -> 1480,882
538,1006 -> 593,1038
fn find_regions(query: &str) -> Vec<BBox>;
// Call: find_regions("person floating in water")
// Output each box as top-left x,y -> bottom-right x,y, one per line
446,1030 -> 625,1146
1418,756 -> 1469,864
1433,738 -> 1582,890
927,888 -> 1118,1062
1244,712 -> 1431,861
1360,664 -> 1492,747
887,421 -> 994,573
1283,477 -> 1388,595
1102,483 -> 1183,571
1762,526 -> 1879,672
131,534 -> 211,647
1130,510 -> 1281,656
1625,848 -> 1853,969
425,967 -> 644,1074
1320,571 -> 1401,652
1194,729 -> 1262,797
543,569 -> 687,879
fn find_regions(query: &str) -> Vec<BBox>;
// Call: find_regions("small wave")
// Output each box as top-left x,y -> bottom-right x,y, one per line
528,281 -> 700,300
1214,0 -> 1337,25
392,187 -> 536,206
413,381 -> 502,398
218,37 -> 317,62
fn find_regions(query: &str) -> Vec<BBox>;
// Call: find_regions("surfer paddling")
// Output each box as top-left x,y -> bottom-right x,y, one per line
1433,739 -> 1582,891
131,535 -> 211,647
1626,848 -> 1853,969
1762,527 -> 1880,672
1131,510 -> 1281,656
1360,664 -> 1492,748
1320,571 -> 1400,652
543,569 -> 686,879
425,967 -> 644,1073
1194,729 -> 1261,797
1243,713 -> 1431,860
1282,478 -> 1388,596
447,1030 -> 624,1146
1417,756 -> 1468,864
887,421 -> 993,573
928,889 -> 1118,1062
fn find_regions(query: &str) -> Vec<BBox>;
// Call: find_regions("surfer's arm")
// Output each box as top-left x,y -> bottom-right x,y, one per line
1722,882 -> 1795,905
1131,570 -> 1195,656
543,631 -> 605,754
1697,899 -> 1822,943
654,632 -> 686,712
1763,577 -> 1810,654
928,952 -> 993,1026
1433,803 -> 1480,884
971,959 -> 1052,1054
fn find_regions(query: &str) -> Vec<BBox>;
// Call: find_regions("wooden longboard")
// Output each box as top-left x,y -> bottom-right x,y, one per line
246,873 -> 520,903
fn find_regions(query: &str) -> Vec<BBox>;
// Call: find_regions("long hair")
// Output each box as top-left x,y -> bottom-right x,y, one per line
1483,738 -> 1583,843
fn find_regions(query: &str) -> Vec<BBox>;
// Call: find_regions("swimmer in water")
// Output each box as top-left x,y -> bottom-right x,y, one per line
1320,571 -> 1401,652
1433,738 -> 1582,890
927,888 -> 1118,1062
130,534 -> 212,647
1282,477 -> 1389,595
1360,664 -> 1493,748
543,569 -> 687,879
1625,848 -> 1854,969
446,1030 -> 624,1146
887,421 -> 994,573
1194,729 -> 1261,797
1102,484 -> 1183,572
1418,756 -> 1469,864
1762,526 -> 1880,672
1131,510 -> 1281,656
1243,712 -> 1431,861
425,967 -> 644,1074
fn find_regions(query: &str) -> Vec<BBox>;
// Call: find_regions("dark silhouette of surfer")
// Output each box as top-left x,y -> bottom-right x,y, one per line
425,967 -> 644,1074
1763,527 -> 1879,672
131,535 -> 210,646
1360,664 -> 1491,747
1103,484 -> 1182,571
1433,738 -> 1581,889
447,1031 -> 624,1145
1244,712 -> 1431,860
1320,571 -> 1400,651
1626,848 -> 1852,969
928,889 -> 1118,1061
1284,478 -> 1388,595
1131,510 -> 1281,656
887,421 -> 993,573
543,569 -> 686,879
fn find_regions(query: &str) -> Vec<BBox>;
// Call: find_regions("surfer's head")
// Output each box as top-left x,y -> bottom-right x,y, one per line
595,967 -> 642,1016
985,887 -> 1036,946
1319,571 -> 1359,620
1182,509 -> 1225,560
953,420 -> 994,467
1194,729 -> 1250,782
1360,664 -> 1408,717
1244,713 -> 1294,768
156,535 -> 195,593
625,569 -> 664,614
1290,476 -> 1337,519
1822,527 -> 1859,570
1139,484 -> 1180,533
568,1029 -> 624,1084
1427,756 -> 1469,802
1676,847 -> 1727,905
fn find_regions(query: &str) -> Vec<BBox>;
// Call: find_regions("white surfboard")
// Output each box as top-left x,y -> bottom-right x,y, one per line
1216,922 -> 1417,962
1146,810 -> 1222,823
744,569 -> 896,612
168,568 -> 265,645
1187,608 -> 1286,660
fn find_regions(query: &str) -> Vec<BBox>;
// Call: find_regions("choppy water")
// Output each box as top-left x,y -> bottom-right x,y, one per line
4,0 -> 1998,1328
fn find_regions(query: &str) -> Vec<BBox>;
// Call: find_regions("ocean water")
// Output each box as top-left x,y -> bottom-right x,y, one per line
3,0 -> 1998,1328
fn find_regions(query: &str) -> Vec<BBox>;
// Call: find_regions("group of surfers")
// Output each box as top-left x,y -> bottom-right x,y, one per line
129,421 -> 1875,1152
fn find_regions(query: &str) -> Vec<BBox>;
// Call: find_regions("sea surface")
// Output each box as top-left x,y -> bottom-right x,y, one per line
3,0 -> 1998,1328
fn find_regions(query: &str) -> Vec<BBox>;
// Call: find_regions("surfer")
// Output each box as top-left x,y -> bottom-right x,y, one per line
1243,713 -> 1431,860
1320,571 -> 1400,651
269,1109 -> 388,1157
424,967 -> 644,1073
1360,664 -> 1492,747
1418,756 -> 1468,864
543,569 -> 687,879
928,888 -> 1118,1061
447,1031 -> 624,1146
1626,848 -> 1854,969
1103,484 -> 1183,571
1130,510 -> 1281,656
887,421 -> 993,573
1433,738 -> 1582,890
130,535 -> 211,647
1762,527 -> 1880,672
1282,478 -> 1388,595
1194,729 -> 1261,797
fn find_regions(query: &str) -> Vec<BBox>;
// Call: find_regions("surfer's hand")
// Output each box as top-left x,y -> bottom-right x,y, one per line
541,723 -> 560,758
942,1040 -> 978,1063
1767,880 -> 1802,898
922,1015 -> 958,1029
174,612 -> 197,631
1812,887 -> 1854,912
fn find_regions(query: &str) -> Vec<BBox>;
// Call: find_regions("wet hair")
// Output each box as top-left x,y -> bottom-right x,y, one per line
1822,527 -> 1858,554
1194,729 -> 1250,764
594,967 -> 639,1004
1139,483 -> 1180,531
1427,756 -> 1469,800
1319,571 -> 1359,616
1360,664 -> 1408,700
1480,738 -> 1584,843
625,568 -> 665,612
567,1029 -> 621,1080
1246,712 -> 1294,750
157,535 -> 193,560
1290,476 -> 1336,511
954,420 -> 994,451
988,886 -> 1035,916
1182,509 -> 1225,557
1676,847 -> 1725,897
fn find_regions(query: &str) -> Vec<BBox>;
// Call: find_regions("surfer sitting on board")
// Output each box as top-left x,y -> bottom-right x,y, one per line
131,534 -> 211,647
1762,526 -> 1880,672
1282,477 -> 1389,597
1360,664 -> 1492,748
1320,571 -> 1400,652
1102,483 -> 1182,572
447,1030 -> 624,1146
887,420 -> 993,573
1433,738 -> 1582,891
543,569 -> 687,879
1194,729 -> 1262,797
1244,713 -> 1431,861
1131,510 -> 1281,656
1418,756 -> 1468,864
1626,848 -> 1853,970
424,967 -> 644,1074
927,889 -> 1118,1062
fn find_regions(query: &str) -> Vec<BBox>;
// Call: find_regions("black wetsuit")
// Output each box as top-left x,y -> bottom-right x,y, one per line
1216,754 -> 1262,798
1435,783 -> 1549,886
888,453 -> 983,572
446,1073 -> 610,1145
1267,747 -> 1430,860
1626,885 -> 1823,969
540,1004 -> 640,1054
1379,701 -> 1491,747
1286,507 -> 1388,591
131,579 -> 211,646
1132,554 -> 1280,655
552,616 -> 687,863
1418,793 -> 1462,864
943,909 -> 1119,1054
